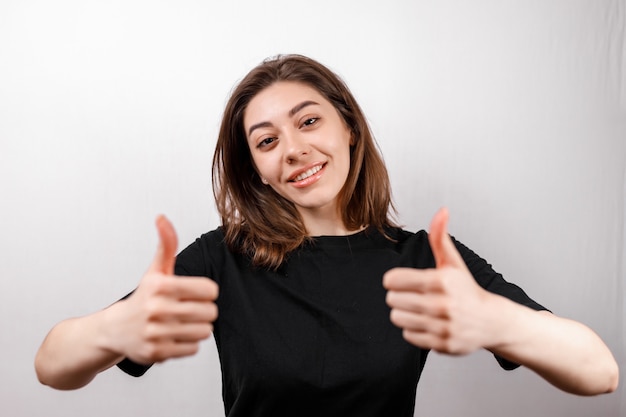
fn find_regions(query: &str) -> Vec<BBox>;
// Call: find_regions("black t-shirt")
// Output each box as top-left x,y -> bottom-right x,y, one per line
118,227 -> 546,416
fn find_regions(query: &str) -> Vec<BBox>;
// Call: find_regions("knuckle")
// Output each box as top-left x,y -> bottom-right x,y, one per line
152,277 -> 175,295
187,343 -> 200,356
402,329 -> 412,342
383,269 -> 399,287
389,308 -> 401,326
209,303 -> 219,321
208,280 -> 219,298
435,298 -> 451,317
438,322 -> 452,339
385,291 -> 395,306
202,325 -> 214,339
139,342 -> 162,362
142,321 -> 164,340
403,329 -> 421,346
439,340 -> 452,353
142,298 -> 165,320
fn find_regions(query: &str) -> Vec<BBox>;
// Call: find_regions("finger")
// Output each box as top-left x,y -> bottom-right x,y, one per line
146,298 -> 218,323
161,342 -> 202,360
402,329 -> 454,353
144,322 -> 214,342
386,291 -> 449,317
174,301 -> 219,323
383,268 -> 443,293
154,276 -> 219,301
151,215 -> 178,275
140,340 -> 203,363
428,207 -> 465,269
390,309 -> 449,336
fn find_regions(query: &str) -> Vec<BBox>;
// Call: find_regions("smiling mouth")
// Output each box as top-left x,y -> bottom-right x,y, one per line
289,163 -> 325,182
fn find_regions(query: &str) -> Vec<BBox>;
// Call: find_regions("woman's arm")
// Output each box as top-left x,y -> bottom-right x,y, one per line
383,208 -> 618,396
35,216 -> 219,390
486,302 -> 618,395
35,304 -> 127,390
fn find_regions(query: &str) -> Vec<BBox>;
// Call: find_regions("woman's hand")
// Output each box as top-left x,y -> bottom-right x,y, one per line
383,207 -> 498,355
104,215 -> 219,364
35,216 -> 219,389
383,208 -> 619,395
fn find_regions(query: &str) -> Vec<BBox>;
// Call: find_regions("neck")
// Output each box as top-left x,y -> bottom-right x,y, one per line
299,207 -> 363,237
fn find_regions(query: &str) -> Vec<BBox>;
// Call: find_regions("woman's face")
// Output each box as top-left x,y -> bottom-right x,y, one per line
244,81 -> 352,220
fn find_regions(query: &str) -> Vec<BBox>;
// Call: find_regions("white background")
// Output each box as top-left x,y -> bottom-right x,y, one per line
1,1 -> 624,416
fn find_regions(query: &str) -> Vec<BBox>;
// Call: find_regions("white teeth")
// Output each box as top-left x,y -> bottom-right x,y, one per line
294,165 -> 322,182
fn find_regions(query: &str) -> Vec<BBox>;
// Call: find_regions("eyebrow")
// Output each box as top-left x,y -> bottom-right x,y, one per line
247,100 -> 320,137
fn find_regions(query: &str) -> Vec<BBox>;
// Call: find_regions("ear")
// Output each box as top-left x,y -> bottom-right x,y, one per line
349,131 -> 356,146
248,157 -> 264,183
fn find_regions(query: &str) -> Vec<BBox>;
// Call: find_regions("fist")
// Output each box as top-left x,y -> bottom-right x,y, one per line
106,215 -> 219,364
383,208 -> 495,355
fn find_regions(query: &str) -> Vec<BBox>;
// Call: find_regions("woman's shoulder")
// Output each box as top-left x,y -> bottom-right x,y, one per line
175,227 -> 230,278
380,226 -> 430,250
178,227 -> 228,254
196,226 -> 227,245
384,226 -> 427,241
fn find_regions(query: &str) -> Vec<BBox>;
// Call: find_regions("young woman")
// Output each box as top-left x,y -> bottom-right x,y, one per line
35,55 -> 618,416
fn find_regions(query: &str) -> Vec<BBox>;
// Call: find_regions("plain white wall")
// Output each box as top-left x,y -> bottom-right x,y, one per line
1,1 -> 624,416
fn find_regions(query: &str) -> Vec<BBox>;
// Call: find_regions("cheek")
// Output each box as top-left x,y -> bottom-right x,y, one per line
251,154 -> 280,181
335,133 -> 353,166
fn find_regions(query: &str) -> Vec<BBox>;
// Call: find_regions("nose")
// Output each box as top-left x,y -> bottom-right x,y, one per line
283,130 -> 309,164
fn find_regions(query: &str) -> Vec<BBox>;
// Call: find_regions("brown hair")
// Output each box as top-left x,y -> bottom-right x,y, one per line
212,54 -> 396,269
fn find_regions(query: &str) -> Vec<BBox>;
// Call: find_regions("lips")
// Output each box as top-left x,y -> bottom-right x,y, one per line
288,162 -> 326,183
292,165 -> 323,182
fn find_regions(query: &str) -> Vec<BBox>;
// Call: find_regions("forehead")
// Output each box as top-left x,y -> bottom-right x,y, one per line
244,81 -> 331,126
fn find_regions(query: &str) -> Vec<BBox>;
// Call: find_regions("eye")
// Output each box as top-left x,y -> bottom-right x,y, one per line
257,136 -> 277,149
302,117 -> 318,127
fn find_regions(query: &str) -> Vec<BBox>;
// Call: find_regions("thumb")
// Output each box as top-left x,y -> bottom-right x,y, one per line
428,207 -> 465,269
150,214 -> 178,275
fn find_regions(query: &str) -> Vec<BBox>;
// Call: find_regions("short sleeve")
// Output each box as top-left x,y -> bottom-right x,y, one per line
117,357 -> 152,377
452,236 -> 549,370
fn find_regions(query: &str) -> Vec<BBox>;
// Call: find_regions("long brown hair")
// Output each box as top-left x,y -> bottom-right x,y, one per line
212,54 -> 396,269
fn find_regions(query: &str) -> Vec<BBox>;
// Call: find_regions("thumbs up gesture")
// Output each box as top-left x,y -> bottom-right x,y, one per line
383,208 -> 496,355
105,216 -> 219,365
